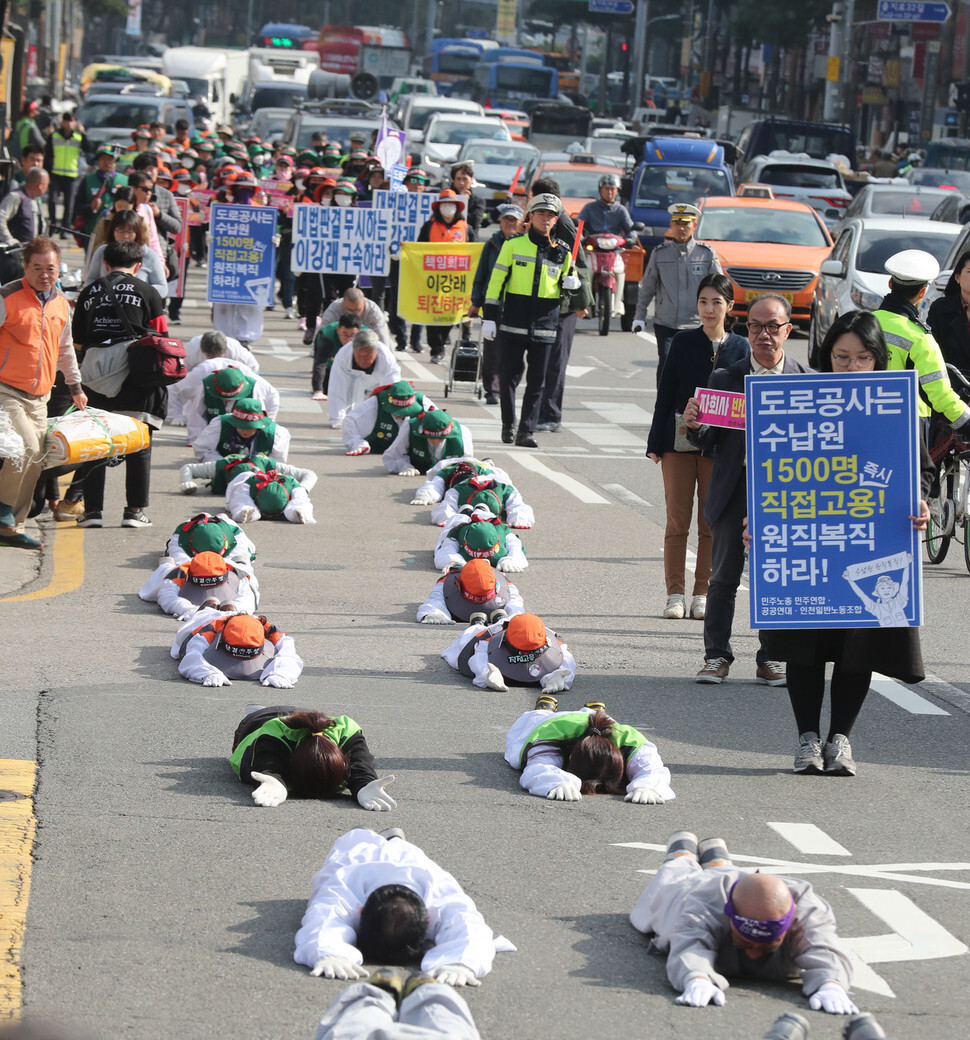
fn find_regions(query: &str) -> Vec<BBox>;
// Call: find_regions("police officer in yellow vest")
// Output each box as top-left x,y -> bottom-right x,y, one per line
483,193 -> 580,448
874,249 -> 970,439
43,110 -> 89,236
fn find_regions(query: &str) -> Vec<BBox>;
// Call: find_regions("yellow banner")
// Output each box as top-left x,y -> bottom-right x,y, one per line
398,242 -> 484,325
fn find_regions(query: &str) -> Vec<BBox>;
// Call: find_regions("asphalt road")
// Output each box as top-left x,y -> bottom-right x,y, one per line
3,276 -> 969,1040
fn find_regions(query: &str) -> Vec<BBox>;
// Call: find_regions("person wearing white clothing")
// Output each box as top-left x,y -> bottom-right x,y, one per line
225,469 -> 315,524
162,511 -> 257,566
178,358 -> 280,442
328,330 -> 401,428
433,510 -> 527,573
383,410 -> 474,477
432,473 -> 534,529
410,458 -> 508,509
294,827 -> 514,983
505,704 -> 673,803
341,381 -> 435,456
140,551 -> 259,620
416,558 -> 525,625
192,398 -> 291,464
629,832 -> 856,1013
184,330 -> 259,372
178,456 -> 316,496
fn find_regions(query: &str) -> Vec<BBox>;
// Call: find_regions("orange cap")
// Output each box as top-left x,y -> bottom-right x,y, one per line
187,551 -> 230,586
506,613 -> 547,652
222,615 -> 266,657
458,559 -> 497,602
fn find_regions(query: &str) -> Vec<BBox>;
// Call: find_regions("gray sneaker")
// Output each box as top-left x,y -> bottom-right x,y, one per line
793,732 -> 824,774
665,830 -> 698,860
663,594 -> 686,619
823,734 -> 857,776
696,657 -> 729,683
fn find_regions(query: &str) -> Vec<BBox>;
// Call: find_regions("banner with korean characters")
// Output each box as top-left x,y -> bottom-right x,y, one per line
694,386 -> 745,429
187,188 -> 215,227
172,196 -> 189,297
206,203 -> 278,306
397,242 -> 484,325
745,371 -> 922,629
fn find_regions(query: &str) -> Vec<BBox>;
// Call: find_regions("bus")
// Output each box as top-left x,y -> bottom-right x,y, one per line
254,23 -> 318,50
533,51 -> 580,96
316,25 -> 409,76
423,39 -> 493,93
470,49 -> 558,107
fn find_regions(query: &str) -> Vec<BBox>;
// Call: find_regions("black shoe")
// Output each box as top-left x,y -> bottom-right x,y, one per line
484,393 -> 499,405
121,508 -> 152,528
302,327 -> 315,346
77,511 -> 103,528
501,426 -> 515,444
515,432 -> 538,448
430,352 -> 443,364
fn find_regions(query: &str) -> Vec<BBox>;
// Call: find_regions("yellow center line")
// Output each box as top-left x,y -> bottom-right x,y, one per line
0,522 -> 85,603
0,759 -> 36,1019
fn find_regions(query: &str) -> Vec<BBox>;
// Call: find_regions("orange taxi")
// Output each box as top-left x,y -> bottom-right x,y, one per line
694,195 -> 833,326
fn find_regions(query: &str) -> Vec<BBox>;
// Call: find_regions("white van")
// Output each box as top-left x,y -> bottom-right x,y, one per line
398,95 -> 484,149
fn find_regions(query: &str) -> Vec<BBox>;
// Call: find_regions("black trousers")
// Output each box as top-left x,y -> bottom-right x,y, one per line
48,173 -> 78,230
653,323 -> 678,388
538,311 -> 578,425
497,330 -> 552,434
427,324 -> 453,359
77,434 -> 153,513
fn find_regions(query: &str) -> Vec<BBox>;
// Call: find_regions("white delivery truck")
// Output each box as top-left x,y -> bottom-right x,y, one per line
161,47 -> 249,129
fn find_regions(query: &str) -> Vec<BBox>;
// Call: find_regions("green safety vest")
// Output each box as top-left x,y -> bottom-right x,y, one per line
516,712 -> 647,770
366,389 -> 426,454
51,131 -> 83,178
210,453 -> 275,494
230,714 -> 362,778
407,416 -> 466,474
174,515 -> 239,557
215,417 -> 277,459
202,371 -> 257,421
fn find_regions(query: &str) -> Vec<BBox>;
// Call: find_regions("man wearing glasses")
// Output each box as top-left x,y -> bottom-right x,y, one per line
683,293 -> 811,685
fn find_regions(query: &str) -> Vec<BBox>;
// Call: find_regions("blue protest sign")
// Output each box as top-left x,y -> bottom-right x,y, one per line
373,189 -> 439,258
206,203 -> 278,306
291,204 -> 394,275
746,371 -> 922,628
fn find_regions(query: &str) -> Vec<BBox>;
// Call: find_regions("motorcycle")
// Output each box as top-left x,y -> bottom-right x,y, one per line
584,232 -> 627,337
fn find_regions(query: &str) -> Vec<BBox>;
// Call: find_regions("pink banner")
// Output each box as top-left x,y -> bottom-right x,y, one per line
173,196 -> 189,297
695,386 -> 745,429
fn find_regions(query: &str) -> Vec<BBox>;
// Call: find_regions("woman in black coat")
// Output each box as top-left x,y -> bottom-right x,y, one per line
645,273 -> 749,621
755,310 -> 932,778
927,249 -> 970,377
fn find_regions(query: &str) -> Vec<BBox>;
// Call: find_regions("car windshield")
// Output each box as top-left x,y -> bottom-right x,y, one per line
758,164 -> 841,189
460,142 -> 535,165
909,168 -> 970,190
251,111 -> 292,138
295,122 -> 377,150
250,85 -> 306,111
179,77 -> 209,99
867,189 -> 949,216
428,120 -> 508,145
77,100 -> 164,128
408,105 -> 475,131
634,165 -> 731,208
697,205 -> 829,246
540,167 -> 615,198
856,228 -> 955,273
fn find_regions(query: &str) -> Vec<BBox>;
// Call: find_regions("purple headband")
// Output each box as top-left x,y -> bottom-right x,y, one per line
724,879 -> 795,944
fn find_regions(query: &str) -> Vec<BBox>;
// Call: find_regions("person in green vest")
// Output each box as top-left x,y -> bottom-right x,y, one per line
312,312 -> 364,400
383,408 -> 473,476
12,100 -> 44,159
410,458 -> 509,508
436,473 -> 534,528
226,468 -> 315,524
178,452 -> 317,496
433,513 -> 528,573
342,379 -> 435,456
185,363 -> 278,446
230,705 -> 395,809
504,699 -> 675,803
163,510 -> 256,565
43,110 -> 89,234
72,146 -> 128,241
192,397 -> 291,463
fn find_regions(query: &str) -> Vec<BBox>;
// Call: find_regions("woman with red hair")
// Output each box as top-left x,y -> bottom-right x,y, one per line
231,705 -> 395,810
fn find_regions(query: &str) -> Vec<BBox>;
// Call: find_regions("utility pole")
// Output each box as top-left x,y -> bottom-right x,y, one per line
631,0 -> 648,116
823,0 -> 845,121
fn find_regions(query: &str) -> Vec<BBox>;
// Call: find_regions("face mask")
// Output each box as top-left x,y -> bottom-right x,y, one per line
295,177 -> 305,191
275,167 -> 292,181
176,184 -> 191,195
335,194 -> 352,207
438,203 -> 457,221
233,187 -> 255,204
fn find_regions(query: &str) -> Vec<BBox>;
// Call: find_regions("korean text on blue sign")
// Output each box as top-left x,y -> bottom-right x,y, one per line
373,190 -> 438,258
206,203 -> 278,306
292,204 -> 393,276
745,372 -> 922,629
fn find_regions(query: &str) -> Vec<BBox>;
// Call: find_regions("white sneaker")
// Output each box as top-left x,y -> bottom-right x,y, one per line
663,594 -> 686,619
311,390 -> 326,401
690,594 -> 707,619
284,306 -> 297,320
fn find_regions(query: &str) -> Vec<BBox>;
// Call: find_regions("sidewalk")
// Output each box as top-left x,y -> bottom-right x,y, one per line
0,517 -> 45,598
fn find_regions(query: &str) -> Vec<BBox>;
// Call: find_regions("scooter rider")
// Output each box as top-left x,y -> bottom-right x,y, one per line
577,175 -> 637,320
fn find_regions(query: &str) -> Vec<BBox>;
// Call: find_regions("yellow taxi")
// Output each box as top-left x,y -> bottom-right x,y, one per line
528,152 -> 624,220
693,195 -> 834,325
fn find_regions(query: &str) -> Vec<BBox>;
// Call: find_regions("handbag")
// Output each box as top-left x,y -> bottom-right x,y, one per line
101,275 -> 186,389
79,340 -> 130,397
673,411 -> 700,453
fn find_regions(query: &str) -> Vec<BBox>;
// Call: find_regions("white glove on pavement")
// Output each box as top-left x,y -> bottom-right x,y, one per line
398,466 -> 420,477
410,489 -> 435,505
356,775 -> 397,811
547,783 -> 581,801
346,443 -> 370,456
201,673 -> 230,687
310,955 -> 367,980
562,272 -> 581,290
180,480 -> 198,494
262,673 -> 295,689
443,553 -> 466,572
481,320 -> 497,341
808,983 -> 858,1015
250,772 -> 287,807
540,666 -> 571,694
625,787 -> 665,805
289,505 -> 314,524
632,319 -> 645,334
236,505 -> 258,523
485,663 -> 508,691
676,976 -> 725,1007
496,555 -> 525,573
420,609 -> 455,625
433,964 -> 480,987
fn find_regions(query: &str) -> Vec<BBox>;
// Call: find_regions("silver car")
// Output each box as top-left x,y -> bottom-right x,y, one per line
737,153 -> 852,227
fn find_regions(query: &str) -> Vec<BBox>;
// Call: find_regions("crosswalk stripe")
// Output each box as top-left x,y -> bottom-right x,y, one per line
869,674 -> 950,716
581,400 -> 653,426
768,822 -> 851,856
508,454 -> 609,504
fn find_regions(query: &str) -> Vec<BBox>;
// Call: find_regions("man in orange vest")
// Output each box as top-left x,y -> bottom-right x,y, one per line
418,189 -> 470,363
0,235 -> 87,549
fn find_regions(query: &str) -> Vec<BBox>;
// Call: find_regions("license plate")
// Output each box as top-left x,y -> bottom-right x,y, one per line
493,191 -> 509,200
744,289 -> 794,303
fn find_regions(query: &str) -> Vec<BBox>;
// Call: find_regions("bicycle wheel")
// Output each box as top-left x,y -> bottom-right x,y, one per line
925,459 -> 954,564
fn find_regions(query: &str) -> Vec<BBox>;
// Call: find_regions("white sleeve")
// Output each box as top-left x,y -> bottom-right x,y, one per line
624,740 -> 675,800
505,581 -> 526,616
504,488 -> 535,528
138,561 -> 175,602
184,387 -> 210,443
282,486 -> 315,524
225,472 -> 257,521
255,375 -> 280,419
416,577 -> 451,622
271,425 -> 290,463
326,354 -> 352,426
413,472 -> 444,503
440,513 -> 471,537
178,632 -> 227,684
540,645 -> 577,691
293,871 -> 365,969
457,423 -> 474,460
519,746 -> 582,798
192,417 -> 223,462
501,533 -> 528,571
178,460 -> 215,496
465,638 -> 492,688
156,578 -> 198,618
273,462 -> 318,491
260,635 -> 304,684
381,420 -> 412,474
430,488 -> 459,527
421,879 -> 497,979
231,573 -> 260,614
433,534 -> 464,571
377,346 -> 401,383
341,396 -> 379,452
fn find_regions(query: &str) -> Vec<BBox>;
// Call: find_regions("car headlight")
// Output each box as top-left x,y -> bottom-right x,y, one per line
850,284 -> 883,311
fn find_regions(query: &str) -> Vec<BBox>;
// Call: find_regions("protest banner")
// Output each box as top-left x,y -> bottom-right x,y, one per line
206,203 -> 278,307
188,188 -> 214,227
695,386 -> 745,429
397,242 -> 484,324
373,190 -> 438,257
291,204 -> 394,276
746,371 -> 922,629
259,181 -> 295,217
172,196 -> 189,298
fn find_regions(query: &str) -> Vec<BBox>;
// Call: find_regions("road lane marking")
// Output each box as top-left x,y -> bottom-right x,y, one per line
581,400 -> 653,426
567,422 -> 644,448
600,483 -> 652,508
870,673 -> 950,716
507,454 -> 609,503
0,759 -> 36,1017
919,673 -> 970,715
565,365 -> 595,378
401,358 -> 443,383
768,822 -> 851,856
1,523 -> 84,603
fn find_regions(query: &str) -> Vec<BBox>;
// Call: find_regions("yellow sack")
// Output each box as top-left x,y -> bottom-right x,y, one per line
45,408 -> 150,466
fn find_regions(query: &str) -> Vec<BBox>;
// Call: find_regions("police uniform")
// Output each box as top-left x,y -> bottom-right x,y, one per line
633,203 -> 722,387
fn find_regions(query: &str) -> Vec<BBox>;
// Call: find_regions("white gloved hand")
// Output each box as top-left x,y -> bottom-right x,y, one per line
346,443 -> 371,456
625,787 -> 665,805
547,783 -> 581,801
261,673 -> 295,689
356,775 -> 397,811
540,666 -> 571,694
289,505 -> 315,524
410,489 -> 435,505
676,976 -> 725,1007
443,553 -> 466,572
236,505 -> 258,523
562,272 -> 581,290
175,608 -> 199,622
168,416 -> 186,427
420,609 -> 455,625
310,955 -> 367,980
808,983 -> 858,1015
432,964 -> 480,987
485,663 -> 508,691
481,320 -> 497,341
496,555 -> 526,573
632,319 -> 645,334
250,771 -> 287,807
398,466 -> 420,477
201,672 -> 230,687
180,480 -> 198,494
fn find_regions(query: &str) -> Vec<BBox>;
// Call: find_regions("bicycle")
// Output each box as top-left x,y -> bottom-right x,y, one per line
925,364 -> 970,570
